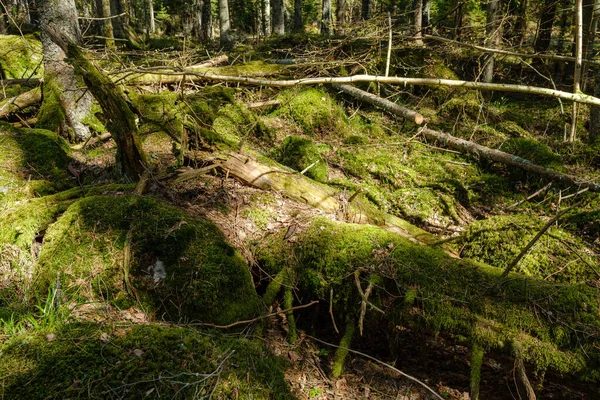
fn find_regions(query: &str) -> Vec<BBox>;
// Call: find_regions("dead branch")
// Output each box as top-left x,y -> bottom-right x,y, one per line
0,87 -> 41,119
189,300 -> 319,329
306,334 -> 445,400
119,70 -> 600,107
245,99 -> 282,109
514,343 -> 537,400
334,83 -> 424,124
188,55 -> 229,69
501,205 -> 577,278
0,78 -> 41,86
507,183 -> 552,210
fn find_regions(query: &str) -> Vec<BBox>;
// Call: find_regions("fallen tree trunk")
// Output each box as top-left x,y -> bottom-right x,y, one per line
337,84 -> 600,192
334,83 -> 424,124
120,70 -> 600,107
0,88 -> 41,119
217,152 -> 442,247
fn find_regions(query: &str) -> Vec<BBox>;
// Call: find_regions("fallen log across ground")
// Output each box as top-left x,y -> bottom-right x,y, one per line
333,83 -> 424,124
0,87 -> 41,119
337,84 -> 600,192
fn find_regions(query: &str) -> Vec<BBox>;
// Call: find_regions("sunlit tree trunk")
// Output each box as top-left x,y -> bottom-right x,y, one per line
414,0 -> 423,45
483,0 -> 502,83
272,0 -> 284,34
571,0 -> 583,142
422,0 -> 431,31
38,0 -> 93,141
336,0 -> 346,34
101,0 -> 116,49
321,0 -> 331,35
292,0 -> 303,32
219,0 -> 232,47
145,0 -> 155,35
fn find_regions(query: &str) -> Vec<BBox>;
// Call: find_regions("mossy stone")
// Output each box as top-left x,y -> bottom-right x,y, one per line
273,135 -> 328,182
34,195 -> 261,324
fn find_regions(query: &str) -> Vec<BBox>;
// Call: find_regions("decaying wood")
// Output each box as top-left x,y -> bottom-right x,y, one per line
514,344 -> 537,400
245,99 -> 282,109
0,78 -> 41,86
422,127 -> 600,192
335,84 -> 600,192
121,70 -> 600,107
218,152 -> 441,247
334,83 -> 424,124
188,55 -> 229,68
0,88 -> 41,119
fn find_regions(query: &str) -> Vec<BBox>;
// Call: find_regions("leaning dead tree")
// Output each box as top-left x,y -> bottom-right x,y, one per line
336,85 -> 600,193
45,29 -> 148,181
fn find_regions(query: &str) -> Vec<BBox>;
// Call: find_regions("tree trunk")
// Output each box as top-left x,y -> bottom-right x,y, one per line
361,0 -> 370,20
101,0 -> 116,49
514,0 -> 527,47
336,0 -> 346,34
201,0 -> 213,41
272,0 -> 285,35
483,0 -> 502,83
292,0 -> 303,32
534,0 -> 557,53
45,29 -> 148,181
589,74 -> 600,144
38,0 -> 93,141
27,0 -> 39,28
321,0 -> 331,36
144,0 -> 155,35
218,0 -> 232,48
422,0 -> 431,31
571,0 -> 583,142
414,0 -> 423,46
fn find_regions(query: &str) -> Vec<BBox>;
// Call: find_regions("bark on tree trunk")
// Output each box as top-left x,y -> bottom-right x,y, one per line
261,0 -> 271,37
45,29 -> 148,181
361,0 -> 370,20
321,0 -> 332,36
514,0 -> 527,47
292,0 -> 303,32
483,0 -> 502,83
534,0 -> 557,53
336,0 -> 346,34
590,75 -> 600,144
144,0 -> 155,35
38,0 -> 93,141
422,0 -> 431,30
414,0 -> 423,46
571,0 -> 583,142
201,0 -> 213,41
272,0 -> 285,35
218,0 -> 232,48
101,0 -> 116,49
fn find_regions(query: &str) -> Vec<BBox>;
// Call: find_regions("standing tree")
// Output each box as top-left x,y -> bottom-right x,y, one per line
219,0 -> 232,48
37,0 -> 93,141
336,0 -> 346,34
414,0 -> 423,46
272,0 -> 285,34
321,0 -> 332,35
534,0 -> 558,52
201,0 -> 214,40
483,0 -> 502,83
101,0 -> 116,49
293,0 -> 303,32
361,0 -> 370,20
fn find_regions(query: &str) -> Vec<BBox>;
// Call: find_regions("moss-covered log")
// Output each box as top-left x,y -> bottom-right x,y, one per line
45,30 -> 148,181
0,88 -> 41,119
220,152 -> 438,246
256,217 -> 600,382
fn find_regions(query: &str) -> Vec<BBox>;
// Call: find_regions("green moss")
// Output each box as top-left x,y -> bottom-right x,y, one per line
274,88 -> 351,137
0,34 -> 43,79
273,135 -> 328,182
256,217 -> 600,379
460,215 -> 597,283
332,319 -> 355,377
500,138 -> 563,170
0,323 -> 292,399
243,206 -> 276,230
33,195 -> 260,324
212,103 -> 257,146
470,342 -> 484,400
0,125 -> 72,199
36,78 -> 68,134
80,103 -> 106,135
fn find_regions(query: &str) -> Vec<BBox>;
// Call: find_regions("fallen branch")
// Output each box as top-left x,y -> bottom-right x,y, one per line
188,55 -> 229,69
507,183 -> 552,210
189,300 -> 319,329
0,78 -> 41,86
422,127 -> 600,192
334,83 -> 424,124
245,99 -> 282,109
306,334 -> 445,400
501,205 -> 577,278
119,70 -> 600,107
336,84 -> 600,192
0,87 -> 41,119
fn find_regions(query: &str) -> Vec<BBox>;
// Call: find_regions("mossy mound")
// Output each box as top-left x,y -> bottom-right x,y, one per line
0,323 -> 292,399
0,124 -> 72,200
33,195 -> 260,324
256,217 -> 600,380
272,135 -> 328,182
273,88 -> 351,137
460,215 -> 598,283
212,103 -> 264,146
0,34 -> 43,79
500,138 -> 563,170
